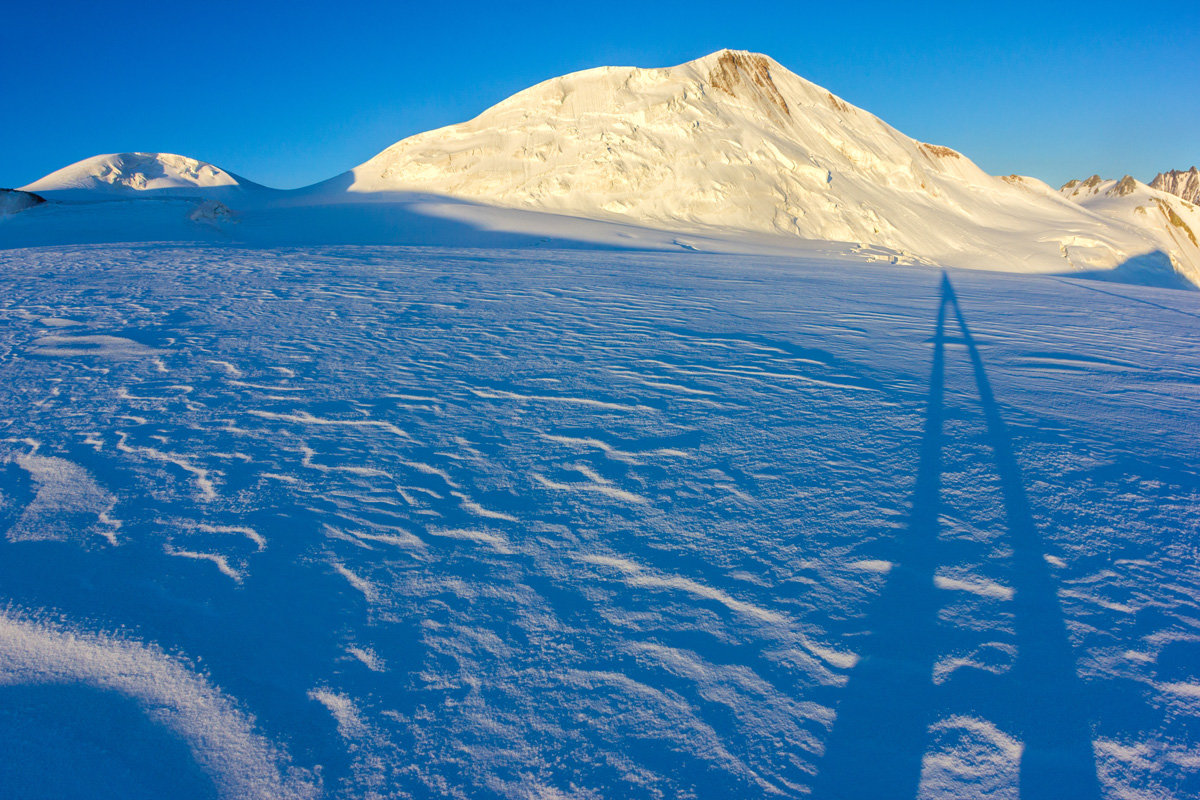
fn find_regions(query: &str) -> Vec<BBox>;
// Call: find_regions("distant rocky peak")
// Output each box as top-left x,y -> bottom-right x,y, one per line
1060,174 -> 1104,196
1150,167 -> 1200,204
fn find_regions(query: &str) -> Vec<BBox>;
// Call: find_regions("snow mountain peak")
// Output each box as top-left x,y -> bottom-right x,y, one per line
344,50 -> 988,247
343,49 -> 1188,278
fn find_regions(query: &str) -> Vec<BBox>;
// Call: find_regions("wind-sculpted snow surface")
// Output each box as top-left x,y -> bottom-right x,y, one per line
0,245 -> 1197,799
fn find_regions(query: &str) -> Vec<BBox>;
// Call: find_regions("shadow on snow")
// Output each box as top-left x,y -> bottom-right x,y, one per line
812,274 -> 1102,800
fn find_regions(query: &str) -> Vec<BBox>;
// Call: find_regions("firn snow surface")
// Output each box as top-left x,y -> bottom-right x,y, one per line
0,245 -> 1197,800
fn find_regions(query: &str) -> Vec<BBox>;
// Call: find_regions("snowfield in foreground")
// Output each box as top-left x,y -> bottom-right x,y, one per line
0,244 -> 1197,799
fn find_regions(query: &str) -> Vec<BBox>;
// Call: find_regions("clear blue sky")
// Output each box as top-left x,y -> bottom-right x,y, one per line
2,0 -> 1196,190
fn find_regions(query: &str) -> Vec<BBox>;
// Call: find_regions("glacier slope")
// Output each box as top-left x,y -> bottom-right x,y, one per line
0,244 -> 1197,799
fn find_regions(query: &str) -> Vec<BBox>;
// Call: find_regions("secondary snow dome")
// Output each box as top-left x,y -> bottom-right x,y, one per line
21,153 -> 262,200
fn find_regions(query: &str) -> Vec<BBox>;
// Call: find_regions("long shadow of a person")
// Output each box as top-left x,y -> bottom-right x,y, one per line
812,274 -> 1102,800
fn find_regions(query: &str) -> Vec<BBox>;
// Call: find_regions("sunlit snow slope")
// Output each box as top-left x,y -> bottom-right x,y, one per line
1061,175 -> 1200,287
0,244 -> 1197,799
341,50 -> 1178,277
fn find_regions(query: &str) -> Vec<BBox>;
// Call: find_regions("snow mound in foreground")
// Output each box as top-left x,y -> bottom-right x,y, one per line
0,609 -> 316,799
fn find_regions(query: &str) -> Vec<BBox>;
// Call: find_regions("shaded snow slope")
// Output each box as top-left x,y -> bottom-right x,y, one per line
337,49 -> 1175,277
1151,167 -> 1200,204
1061,175 -> 1200,286
0,189 -> 905,258
21,153 -> 268,201
0,188 -> 44,215
0,244 -> 1197,798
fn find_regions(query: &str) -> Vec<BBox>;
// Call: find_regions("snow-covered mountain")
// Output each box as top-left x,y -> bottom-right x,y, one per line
7,51 -> 1196,286
20,152 -> 267,200
1060,174 -> 1200,286
337,49 -> 1177,277
1150,167 -> 1200,204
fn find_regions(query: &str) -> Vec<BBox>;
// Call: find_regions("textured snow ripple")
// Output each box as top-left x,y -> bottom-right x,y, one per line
31,334 -> 158,359
115,432 -> 217,501
0,246 -> 1196,798
309,688 -> 367,740
581,553 -> 787,624
164,545 -> 244,582
247,410 -> 412,440
918,716 -> 1022,799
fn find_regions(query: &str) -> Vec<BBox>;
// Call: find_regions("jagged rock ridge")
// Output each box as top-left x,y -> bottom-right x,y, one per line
1150,167 -> 1200,204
